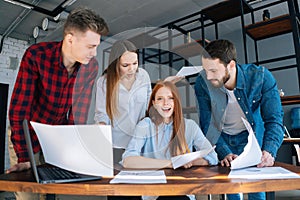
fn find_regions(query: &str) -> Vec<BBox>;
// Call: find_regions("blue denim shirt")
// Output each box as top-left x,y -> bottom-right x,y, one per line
194,63 -> 284,159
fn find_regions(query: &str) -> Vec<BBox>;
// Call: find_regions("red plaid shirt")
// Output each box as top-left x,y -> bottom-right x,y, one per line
9,41 -> 99,163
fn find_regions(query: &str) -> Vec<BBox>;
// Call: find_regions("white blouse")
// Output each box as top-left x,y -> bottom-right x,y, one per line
95,68 -> 152,148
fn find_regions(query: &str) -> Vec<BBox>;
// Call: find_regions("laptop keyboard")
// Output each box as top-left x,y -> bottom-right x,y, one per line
38,167 -> 81,180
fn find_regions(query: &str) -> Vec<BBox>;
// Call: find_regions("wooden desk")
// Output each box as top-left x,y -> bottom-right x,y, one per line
0,162 -> 299,196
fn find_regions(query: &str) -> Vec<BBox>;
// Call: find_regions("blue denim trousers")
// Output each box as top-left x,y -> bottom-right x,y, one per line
219,131 -> 266,200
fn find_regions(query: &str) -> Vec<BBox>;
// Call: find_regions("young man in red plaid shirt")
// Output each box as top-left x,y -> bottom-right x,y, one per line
7,7 -> 108,200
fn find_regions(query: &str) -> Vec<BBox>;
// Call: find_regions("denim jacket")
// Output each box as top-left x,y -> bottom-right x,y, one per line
194,63 -> 284,159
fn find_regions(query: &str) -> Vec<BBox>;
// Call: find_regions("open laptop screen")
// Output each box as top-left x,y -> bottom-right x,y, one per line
30,121 -> 114,177
23,119 -> 103,183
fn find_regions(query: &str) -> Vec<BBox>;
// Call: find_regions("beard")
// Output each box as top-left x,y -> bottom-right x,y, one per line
210,68 -> 230,88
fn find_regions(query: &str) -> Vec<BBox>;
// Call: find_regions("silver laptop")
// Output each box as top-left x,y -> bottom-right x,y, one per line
23,119 -> 102,184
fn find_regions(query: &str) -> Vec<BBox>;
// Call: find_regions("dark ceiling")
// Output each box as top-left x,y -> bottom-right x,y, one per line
0,0 -> 288,44
0,0 -> 218,42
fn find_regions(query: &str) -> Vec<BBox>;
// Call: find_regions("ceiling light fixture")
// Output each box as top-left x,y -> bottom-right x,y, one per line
4,0 -> 33,9
53,11 -> 69,21
42,18 -> 58,31
33,26 -> 48,38
61,0 -> 76,8
247,0 -> 265,5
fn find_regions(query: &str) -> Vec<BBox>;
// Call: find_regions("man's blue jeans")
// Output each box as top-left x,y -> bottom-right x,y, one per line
219,131 -> 266,200
227,192 -> 265,200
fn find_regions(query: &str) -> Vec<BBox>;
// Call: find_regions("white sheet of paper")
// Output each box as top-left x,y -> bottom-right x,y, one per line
176,66 -> 202,77
110,170 -> 166,184
171,146 -> 215,169
228,166 -> 300,179
30,121 -> 114,177
230,118 -> 262,170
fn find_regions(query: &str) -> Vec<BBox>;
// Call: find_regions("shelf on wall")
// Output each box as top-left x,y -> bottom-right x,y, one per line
283,137 -> 300,143
201,0 -> 252,23
128,33 -> 161,49
245,14 -> 292,40
171,39 -> 209,58
281,95 -> 300,106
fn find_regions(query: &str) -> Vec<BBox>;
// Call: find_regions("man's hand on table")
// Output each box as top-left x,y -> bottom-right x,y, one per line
6,162 -> 31,173
257,150 -> 274,168
220,153 -> 238,167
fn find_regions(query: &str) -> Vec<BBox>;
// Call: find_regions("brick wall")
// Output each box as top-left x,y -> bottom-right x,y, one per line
0,35 -> 29,170
0,35 -> 28,99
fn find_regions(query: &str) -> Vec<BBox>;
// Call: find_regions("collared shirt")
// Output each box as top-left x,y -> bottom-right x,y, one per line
9,41 -> 99,163
122,117 -> 218,166
95,68 -> 152,148
194,63 -> 284,159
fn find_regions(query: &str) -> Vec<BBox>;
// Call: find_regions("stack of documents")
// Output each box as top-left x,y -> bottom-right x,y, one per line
229,118 -> 300,179
110,170 -> 166,184
228,166 -> 300,179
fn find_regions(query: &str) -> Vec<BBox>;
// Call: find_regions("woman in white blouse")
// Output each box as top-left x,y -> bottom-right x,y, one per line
95,40 -> 152,163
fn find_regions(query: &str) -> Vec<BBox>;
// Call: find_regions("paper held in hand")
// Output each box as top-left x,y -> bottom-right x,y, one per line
230,118 -> 262,170
176,66 -> 203,77
171,146 -> 215,169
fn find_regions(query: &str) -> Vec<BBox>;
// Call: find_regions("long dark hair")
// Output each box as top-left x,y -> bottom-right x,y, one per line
105,40 -> 138,125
